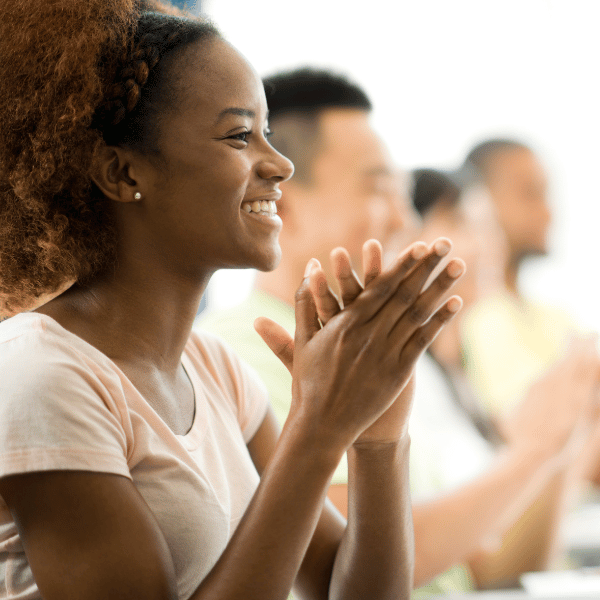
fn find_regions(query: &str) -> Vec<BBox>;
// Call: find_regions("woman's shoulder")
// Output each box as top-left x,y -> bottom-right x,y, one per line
0,311 -> 46,341
0,312 -> 73,363
0,312 -> 124,391
0,312 -> 132,482
3,311 -> 103,353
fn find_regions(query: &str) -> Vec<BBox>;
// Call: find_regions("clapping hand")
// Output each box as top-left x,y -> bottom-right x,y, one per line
500,336 -> 600,463
255,239 -> 465,448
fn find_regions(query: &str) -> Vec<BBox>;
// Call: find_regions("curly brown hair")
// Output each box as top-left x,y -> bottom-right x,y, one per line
0,0 -> 218,316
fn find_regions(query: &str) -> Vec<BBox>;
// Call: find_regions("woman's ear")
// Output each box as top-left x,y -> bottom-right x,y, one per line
91,145 -> 143,203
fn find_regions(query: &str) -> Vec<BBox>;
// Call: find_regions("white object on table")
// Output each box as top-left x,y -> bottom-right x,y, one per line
520,569 -> 600,597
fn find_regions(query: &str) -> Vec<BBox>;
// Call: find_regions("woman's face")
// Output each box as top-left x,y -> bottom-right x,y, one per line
128,36 -> 294,275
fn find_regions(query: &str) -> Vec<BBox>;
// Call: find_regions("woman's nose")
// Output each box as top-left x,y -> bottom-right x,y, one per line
258,147 -> 295,182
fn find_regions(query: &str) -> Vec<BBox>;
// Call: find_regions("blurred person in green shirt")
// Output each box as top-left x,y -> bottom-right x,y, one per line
198,69 -> 600,594
461,140 -> 578,421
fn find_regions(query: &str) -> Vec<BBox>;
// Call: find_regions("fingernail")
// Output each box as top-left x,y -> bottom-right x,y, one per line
447,296 -> 462,313
447,260 -> 465,278
411,243 -> 427,260
304,258 -> 318,277
434,238 -> 451,256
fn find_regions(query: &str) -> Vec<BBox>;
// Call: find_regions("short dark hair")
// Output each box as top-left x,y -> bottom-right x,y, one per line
464,138 -> 531,177
262,68 -> 372,183
411,169 -> 461,217
264,67 -> 372,118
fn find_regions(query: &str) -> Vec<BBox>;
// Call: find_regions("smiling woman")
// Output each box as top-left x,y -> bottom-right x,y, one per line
94,31 -> 293,275
0,1 -> 463,599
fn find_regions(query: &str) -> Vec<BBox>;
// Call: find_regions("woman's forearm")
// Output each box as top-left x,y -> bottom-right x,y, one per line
329,437 -> 413,600
190,425 -> 342,600
412,444 -> 561,587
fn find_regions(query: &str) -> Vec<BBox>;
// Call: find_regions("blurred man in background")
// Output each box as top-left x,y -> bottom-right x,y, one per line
197,70 -> 600,594
412,168 -> 600,589
460,140 -> 578,419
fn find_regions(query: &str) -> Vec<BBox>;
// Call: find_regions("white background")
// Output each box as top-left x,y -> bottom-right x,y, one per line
201,0 -> 600,329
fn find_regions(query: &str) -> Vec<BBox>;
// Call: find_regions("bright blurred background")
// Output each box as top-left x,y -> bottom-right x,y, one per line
190,0 -> 600,330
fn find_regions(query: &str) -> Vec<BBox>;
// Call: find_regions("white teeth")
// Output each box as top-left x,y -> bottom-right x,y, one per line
241,200 -> 278,215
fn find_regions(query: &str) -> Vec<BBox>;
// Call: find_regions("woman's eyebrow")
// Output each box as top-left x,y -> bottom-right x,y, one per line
214,107 -> 270,125
215,107 -> 255,124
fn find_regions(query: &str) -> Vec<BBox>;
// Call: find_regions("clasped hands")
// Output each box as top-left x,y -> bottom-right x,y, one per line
255,239 -> 465,451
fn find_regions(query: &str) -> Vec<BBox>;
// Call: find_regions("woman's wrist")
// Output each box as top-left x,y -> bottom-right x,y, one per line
349,434 -> 411,467
278,413 -> 349,475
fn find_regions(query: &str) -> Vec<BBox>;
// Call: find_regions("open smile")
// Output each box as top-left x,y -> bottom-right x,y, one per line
241,199 -> 277,216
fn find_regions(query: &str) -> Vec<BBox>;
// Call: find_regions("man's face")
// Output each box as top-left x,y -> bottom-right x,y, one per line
485,148 -> 551,261
291,108 -> 419,272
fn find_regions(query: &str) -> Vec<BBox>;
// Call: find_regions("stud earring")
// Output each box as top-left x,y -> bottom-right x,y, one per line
134,192 -> 142,200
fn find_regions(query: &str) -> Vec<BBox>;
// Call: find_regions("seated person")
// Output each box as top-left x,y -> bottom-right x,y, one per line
0,3 -> 458,598
199,70 -> 600,593
460,139 -> 579,419
412,168 -> 600,588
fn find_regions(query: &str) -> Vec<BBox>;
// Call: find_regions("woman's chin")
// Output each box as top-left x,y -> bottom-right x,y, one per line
255,245 -> 282,272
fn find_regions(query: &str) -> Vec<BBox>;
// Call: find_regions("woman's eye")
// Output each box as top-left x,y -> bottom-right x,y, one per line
226,129 -> 272,144
229,131 -> 250,143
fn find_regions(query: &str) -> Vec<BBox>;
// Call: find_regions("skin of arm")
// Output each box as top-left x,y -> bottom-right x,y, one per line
247,408 -> 414,600
467,471 -> 571,589
251,240 -> 461,598
326,443 -> 561,588
0,408 -> 344,600
471,385 -> 600,589
325,334 -> 600,589
411,445 -> 563,587
246,241 -> 462,600
0,348 -> 395,600
468,339 -> 600,587
0,241 -> 461,600
0,398 -> 410,600
329,439 -> 413,600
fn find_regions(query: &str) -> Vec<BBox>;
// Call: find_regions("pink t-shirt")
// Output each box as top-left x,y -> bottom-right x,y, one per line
0,313 -> 269,599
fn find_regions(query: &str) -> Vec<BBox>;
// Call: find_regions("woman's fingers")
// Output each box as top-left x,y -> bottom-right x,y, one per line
371,238 -> 452,329
348,241 -> 429,323
383,238 -> 453,317
326,240 -> 383,314
254,317 -> 295,374
294,261 -> 322,347
308,261 -> 341,325
309,239 -> 384,324
302,238 -> 458,353
331,247 -> 363,308
362,239 -> 383,287
304,240 -> 387,326
387,257 -> 465,347
397,295 -> 463,371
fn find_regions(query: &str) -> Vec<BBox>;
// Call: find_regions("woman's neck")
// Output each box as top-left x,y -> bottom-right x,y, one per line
37,257 -> 211,375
